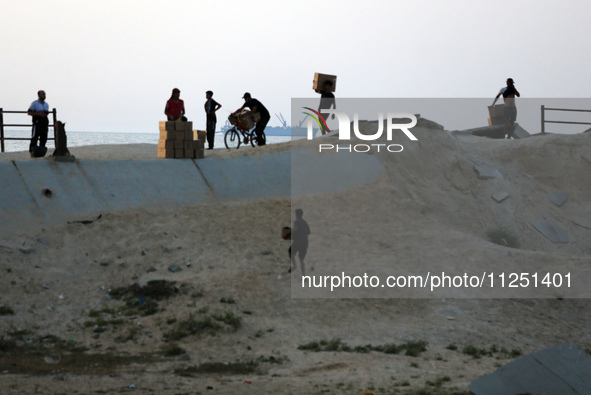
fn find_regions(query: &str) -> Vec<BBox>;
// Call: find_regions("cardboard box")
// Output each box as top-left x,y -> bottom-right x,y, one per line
159,130 -> 175,140
184,141 -> 195,150
159,121 -> 176,132
313,72 -> 337,93
175,131 -> 186,140
184,149 -> 194,158
174,140 -> 185,149
228,111 -> 255,129
193,130 -> 206,150
174,150 -> 184,159
175,121 -> 192,131
488,105 -> 505,119
158,139 -> 175,150
488,116 -> 505,126
196,148 -> 204,159
157,148 -> 175,158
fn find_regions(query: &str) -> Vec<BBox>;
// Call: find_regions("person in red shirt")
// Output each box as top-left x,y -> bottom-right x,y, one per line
164,88 -> 186,121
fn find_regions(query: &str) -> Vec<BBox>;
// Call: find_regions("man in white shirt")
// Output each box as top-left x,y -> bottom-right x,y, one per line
27,90 -> 50,157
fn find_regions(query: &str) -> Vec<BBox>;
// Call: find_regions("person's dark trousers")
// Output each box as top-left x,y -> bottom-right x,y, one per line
255,115 -> 269,146
319,110 -> 331,134
29,118 -> 49,152
206,116 -> 216,149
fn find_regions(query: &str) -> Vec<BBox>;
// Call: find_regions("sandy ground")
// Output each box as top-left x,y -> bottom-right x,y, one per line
1,126 -> 590,394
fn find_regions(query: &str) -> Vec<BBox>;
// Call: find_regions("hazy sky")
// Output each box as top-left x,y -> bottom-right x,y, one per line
2,0 -> 590,133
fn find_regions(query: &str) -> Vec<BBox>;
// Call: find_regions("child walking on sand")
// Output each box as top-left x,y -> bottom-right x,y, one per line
289,208 -> 310,276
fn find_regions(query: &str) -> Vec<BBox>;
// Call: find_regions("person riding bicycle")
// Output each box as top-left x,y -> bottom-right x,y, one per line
234,92 -> 268,146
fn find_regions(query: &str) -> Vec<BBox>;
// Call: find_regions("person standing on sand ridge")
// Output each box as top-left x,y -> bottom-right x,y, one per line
492,78 -> 520,139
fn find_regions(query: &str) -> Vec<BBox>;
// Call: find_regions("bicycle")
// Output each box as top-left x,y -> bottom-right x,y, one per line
224,111 -> 266,149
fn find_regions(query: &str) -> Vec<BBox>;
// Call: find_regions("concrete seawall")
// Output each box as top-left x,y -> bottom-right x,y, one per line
1,149 -> 385,235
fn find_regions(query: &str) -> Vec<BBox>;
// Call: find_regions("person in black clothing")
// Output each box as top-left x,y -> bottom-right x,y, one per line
235,92 -> 268,146
492,78 -> 520,139
318,80 -> 336,135
290,208 -> 311,276
204,90 -> 222,150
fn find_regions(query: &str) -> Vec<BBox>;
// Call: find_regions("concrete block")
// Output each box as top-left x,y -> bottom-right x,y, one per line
471,343 -> 591,395
1,146 -> 390,234
198,151 -> 291,199
547,192 -> 568,207
513,123 -> 531,139
0,161 -> 43,236
492,192 -> 509,203
473,164 -> 503,179
12,160 -> 104,222
532,219 -> 569,243
290,148 -> 386,196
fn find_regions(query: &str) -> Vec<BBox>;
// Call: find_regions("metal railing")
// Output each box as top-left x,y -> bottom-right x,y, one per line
0,108 -> 57,152
541,105 -> 591,134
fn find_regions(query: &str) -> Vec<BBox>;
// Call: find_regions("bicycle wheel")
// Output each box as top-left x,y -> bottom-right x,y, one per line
250,130 -> 267,147
224,128 -> 241,149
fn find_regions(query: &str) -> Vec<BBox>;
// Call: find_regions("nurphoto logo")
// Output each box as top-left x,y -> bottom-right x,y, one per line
302,107 -> 418,153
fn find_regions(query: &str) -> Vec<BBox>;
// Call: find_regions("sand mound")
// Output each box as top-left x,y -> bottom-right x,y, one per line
1,120 -> 590,394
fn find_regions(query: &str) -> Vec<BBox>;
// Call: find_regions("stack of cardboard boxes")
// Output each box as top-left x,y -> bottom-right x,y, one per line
157,121 -> 206,159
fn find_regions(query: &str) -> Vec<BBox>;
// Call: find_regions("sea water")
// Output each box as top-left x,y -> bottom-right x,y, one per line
0,130 -> 292,153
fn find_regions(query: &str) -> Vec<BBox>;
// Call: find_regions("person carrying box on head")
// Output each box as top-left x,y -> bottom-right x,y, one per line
317,80 -> 336,135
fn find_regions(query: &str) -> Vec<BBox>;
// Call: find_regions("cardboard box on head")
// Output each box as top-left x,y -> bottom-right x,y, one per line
313,73 -> 337,93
